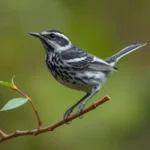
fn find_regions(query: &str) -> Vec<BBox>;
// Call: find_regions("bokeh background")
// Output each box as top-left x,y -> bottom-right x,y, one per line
0,0 -> 150,150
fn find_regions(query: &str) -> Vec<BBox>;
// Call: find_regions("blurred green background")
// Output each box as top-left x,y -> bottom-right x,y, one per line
0,0 -> 150,150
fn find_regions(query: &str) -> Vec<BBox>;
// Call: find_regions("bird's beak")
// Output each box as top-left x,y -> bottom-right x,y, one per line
28,32 -> 41,38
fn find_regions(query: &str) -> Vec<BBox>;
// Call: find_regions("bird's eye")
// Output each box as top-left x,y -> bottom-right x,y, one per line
49,33 -> 55,39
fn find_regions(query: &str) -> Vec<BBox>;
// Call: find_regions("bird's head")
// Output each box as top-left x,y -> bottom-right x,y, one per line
29,29 -> 72,53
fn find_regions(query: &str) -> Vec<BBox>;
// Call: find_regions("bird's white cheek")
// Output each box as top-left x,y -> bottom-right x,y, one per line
47,40 -> 55,48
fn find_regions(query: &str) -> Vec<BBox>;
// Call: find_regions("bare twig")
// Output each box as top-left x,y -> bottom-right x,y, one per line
13,86 -> 42,128
0,96 -> 110,144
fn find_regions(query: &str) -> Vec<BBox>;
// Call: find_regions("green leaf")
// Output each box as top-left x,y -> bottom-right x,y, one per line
11,76 -> 15,85
0,81 -> 14,88
0,98 -> 28,111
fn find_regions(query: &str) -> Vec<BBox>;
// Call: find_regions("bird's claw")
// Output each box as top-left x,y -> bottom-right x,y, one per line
77,103 -> 85,119
63,102 -> 86,123
63,109 -> 73,124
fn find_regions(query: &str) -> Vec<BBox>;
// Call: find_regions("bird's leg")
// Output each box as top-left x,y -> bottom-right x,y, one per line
77,86 -> 100,117
63,93 -> 90,122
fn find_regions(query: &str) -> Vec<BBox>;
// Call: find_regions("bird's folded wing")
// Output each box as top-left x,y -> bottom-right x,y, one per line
60,48 -> 116,71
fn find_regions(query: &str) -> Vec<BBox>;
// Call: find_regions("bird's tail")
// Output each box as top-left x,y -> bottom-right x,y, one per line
105,43 -> 147,67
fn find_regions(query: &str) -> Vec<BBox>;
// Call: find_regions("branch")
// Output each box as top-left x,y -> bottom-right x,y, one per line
0,96 -> 110,144
13,86 -> 42,128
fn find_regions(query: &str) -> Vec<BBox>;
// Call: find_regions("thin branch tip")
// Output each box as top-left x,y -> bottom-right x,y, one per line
14,87 -> 42,128
0,130 -> 7,138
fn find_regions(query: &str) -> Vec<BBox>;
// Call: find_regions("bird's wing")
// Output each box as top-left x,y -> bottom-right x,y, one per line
60,47 -> 116,71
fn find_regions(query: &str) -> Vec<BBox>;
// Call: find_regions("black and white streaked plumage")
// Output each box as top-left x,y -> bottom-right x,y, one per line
29,30 -> 147,121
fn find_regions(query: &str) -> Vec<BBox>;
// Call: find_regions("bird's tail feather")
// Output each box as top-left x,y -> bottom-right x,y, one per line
105,43 -> 147,67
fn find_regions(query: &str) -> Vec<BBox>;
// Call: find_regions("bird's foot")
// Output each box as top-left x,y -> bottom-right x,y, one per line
77,102 -> 86,119
63,109 -> 73,124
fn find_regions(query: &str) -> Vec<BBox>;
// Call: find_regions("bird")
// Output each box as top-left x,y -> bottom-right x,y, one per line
29,29 -> 147,121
